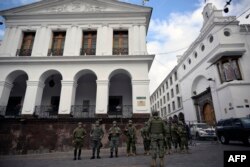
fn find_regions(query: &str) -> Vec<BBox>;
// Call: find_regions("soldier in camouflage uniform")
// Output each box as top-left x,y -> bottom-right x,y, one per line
164,119 -> 172,155
90,120 -> 104,159
148,111 -> 167,167
141,122 -> 150,155
124,120 -> 137,156
171,118 -> 180,153
72,122 -> 87,160
108,120 -> 121,158
177,121 -> 189,153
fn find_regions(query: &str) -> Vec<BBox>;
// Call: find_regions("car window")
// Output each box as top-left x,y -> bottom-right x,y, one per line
232,119 -> 242,127
223,119 -> 232,126
197,124 -> 209,129
241,118 -> 250,128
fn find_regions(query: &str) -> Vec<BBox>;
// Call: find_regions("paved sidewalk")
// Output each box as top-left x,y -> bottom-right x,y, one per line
0,141 -> 249,167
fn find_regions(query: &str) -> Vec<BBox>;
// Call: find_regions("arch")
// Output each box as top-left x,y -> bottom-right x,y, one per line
39,69 -> 63,83
108,69 -> 132,80
5,70 -> 29,83
74,69 -> 98,82
191,75 -> 209,95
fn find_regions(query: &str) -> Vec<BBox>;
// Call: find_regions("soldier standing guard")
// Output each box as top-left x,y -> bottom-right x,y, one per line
108,121 -> 121,158
148,111 -> 167,167
177,121 -> 189,153
171,118 -> 180,153
124,120 -> 137,156
72,122 -> 86,160
164,119 -> 172,155
90,120 -> 104,159
141,122 -> 150,155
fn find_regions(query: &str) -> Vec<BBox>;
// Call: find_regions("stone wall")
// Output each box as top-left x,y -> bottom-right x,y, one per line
0,117 -> 149,155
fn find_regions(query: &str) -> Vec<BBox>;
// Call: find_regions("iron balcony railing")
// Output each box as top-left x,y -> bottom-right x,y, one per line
47,49 -> 64,56
80,48 -> 96,55
112,48 -> 128,55
34,105 -> 59,119
0,105 -> 22,118
70,105 -> 95,118
16,49 -> 32,56
108,105 -> 132,118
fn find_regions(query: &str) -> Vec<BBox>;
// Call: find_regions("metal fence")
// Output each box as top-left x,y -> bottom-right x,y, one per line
70,105 -> 96,118
107,105 -> 132,118
34,105 -> 59,119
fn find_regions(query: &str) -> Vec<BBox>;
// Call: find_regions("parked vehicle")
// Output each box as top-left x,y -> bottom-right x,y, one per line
190,123 -> 216,140
216,117 -> 250,145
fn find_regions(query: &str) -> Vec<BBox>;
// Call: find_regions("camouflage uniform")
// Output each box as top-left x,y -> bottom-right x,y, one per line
124,120 -> 137,156
171,120 -> 180,152
165,121 -> 172,154
73,122 -> 86,160
108,121 -> 121,158
177,122 -> 189,153
141,122 -> 150,155
90,121 -> 104,159
148,111 -> 167,167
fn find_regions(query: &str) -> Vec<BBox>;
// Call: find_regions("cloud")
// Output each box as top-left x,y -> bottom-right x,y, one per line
148,0 -> 250,94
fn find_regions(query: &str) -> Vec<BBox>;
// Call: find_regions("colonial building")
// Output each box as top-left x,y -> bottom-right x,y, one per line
0,0 -> 154,119
151,3 -> 250,125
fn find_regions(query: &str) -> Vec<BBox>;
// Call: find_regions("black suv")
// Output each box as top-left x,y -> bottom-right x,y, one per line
216,118 -> 250,145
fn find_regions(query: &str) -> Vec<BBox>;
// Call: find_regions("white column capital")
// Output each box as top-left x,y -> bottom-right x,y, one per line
26,81 -> 45,88
0,81 -> 13,89
96,80 -> 109,85
132,80 -> 150,85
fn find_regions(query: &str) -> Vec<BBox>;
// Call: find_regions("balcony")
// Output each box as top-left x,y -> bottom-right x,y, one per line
108,105 -> 132,118
80,48 -> 96,56
70,105 -> 95,118
16,49 -> 32,56
47,49 -> 64,56
34,105 -> 59,119
113,48 -> 128,55
0,105 -> 22,118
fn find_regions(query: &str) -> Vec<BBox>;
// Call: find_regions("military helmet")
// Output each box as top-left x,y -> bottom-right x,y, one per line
78,122 -> 82,125
152,111 -> 159,116
95,120 -> 100,124
113,121 -> 117,124
128,120 -> 133,123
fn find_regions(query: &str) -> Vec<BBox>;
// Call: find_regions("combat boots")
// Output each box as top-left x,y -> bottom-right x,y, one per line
78,149 -> 82,160
97,151 -> 101,159
151,159 -> 156,167
115,150 -> 118,157
110,152 -> 113,158
160,158 -> 164,167
73,149 -> 77,160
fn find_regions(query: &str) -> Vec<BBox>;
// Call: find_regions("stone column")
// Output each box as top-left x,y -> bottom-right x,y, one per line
5,27 -> 17,56
32,25 -> 47,56
128,26 -> 134,55
95,80 -> 109,115
0,81 -> 13,106
42,28 -> 52,56
58,81 -> 77,114
21,81 -> 45,115
96,26 -> 104,55
64,26 -> 78,56
10,28 -> 22,57
133,25 -> 140,55
132,80 -> 150,114
139,25 -> 147,55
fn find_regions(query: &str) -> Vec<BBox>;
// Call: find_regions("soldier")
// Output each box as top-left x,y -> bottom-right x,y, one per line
164,119 -> 172,155
148,111 -> 167,167
90,120 -> 104,159
72,122 -> 86,160
124,120 -> 137,156
177,121 -> 189,153
171,116 -> 180,153
141,122 -> 150,155
108,120 -> 121,158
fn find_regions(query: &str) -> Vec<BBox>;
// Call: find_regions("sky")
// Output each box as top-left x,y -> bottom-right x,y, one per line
0,0 -> 250,94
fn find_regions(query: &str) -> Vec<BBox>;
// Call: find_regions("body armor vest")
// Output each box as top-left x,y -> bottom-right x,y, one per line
150,118 -> 164,134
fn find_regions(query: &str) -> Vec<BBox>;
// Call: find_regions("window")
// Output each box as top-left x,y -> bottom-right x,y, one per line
81,31 -> 96,55
163,96 -> 166,104
48,31 -> 66,56
170,77 -> 173,85
224,29 -> 231,37
217,57 -> 242,83
167,93 -> 170,101
17,32 -> 36,56
160,99 -> 162,106
113,31 -> 128,55
157,101 -> 159,108
172,101 -> 175,111
209,35 -> 214,43
166,81 -> 168,89
177,96 -> 181,108
168,104 -> 171,113
176,84 -> 179,94
183,64 -> 186,70
163,107 -> 167,116
201,44 -> 205,51
188,58 -> 191,64
162,85 -> 165,93
174,72 -> 177,81
171,89 -> 174,98
194,52 -> 198,58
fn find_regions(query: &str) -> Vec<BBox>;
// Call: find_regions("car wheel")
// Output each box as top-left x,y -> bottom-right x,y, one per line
219,135 -> 228,144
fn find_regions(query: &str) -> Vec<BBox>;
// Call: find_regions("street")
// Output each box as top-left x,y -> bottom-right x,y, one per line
0,140 -> 249,167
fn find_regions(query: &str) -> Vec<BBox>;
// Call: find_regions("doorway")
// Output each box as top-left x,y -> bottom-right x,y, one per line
203,103 -> 216,125
108,96 -> 122,113
6,97 -> 22,116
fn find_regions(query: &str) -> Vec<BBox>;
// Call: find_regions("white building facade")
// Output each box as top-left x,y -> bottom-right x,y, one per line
0,0 -> 154,118
151,3 -> 250,125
